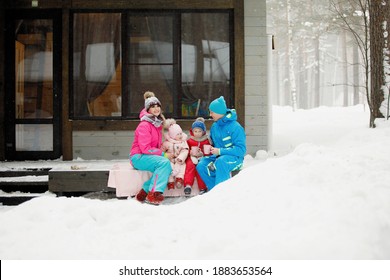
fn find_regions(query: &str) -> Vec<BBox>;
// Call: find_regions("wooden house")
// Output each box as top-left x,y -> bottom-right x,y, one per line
0,0 -> 270,161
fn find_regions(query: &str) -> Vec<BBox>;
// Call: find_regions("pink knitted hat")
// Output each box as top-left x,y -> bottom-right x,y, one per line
165,118 -> 182,139
168,123 -> 182,139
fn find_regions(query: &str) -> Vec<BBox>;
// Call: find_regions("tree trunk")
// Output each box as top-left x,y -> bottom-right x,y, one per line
382,0 -> 390,119
313,36 -> 320,108
341,29 -> 349,106
369,0 -> 385,123
286,0 -> 298,111
352,42 -> 360,105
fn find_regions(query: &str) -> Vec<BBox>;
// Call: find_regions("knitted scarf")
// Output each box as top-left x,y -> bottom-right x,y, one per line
141,114 -> 163,128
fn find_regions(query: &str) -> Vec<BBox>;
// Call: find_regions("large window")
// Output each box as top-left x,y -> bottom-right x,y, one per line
72,13 -> 121,117
126,14 -> 175,117
71,11 -> 232,119
181,13 -> 231,117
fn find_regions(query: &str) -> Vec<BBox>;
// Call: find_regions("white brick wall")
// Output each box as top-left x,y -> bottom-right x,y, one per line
244,0 -> 269,155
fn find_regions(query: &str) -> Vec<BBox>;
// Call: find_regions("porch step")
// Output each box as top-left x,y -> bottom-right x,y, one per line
48,167 -> 114,194
0,168 -> 50,206
0,195 -> 41,206
0,164 -> 242,206
0,180 -> 49,193
0,168 -> 51,177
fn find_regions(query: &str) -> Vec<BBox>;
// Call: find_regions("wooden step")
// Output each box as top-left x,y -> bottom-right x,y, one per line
48,168 -> 113,194
0,168 -> 50,177
0,195 -> 39,206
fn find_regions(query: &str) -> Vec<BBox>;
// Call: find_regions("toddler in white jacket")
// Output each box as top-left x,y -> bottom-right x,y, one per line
161,118 -> 189,189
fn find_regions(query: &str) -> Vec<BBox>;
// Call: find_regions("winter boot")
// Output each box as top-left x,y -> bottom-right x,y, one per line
167,182 -> 175,190
175,177 -> 184,189
135,189 -> 147,202
198,187 -> 208,195
184,185 -> 192,196
146,191 -> 164,205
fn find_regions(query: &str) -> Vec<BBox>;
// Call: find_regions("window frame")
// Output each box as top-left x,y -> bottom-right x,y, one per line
70,9 -> 234,121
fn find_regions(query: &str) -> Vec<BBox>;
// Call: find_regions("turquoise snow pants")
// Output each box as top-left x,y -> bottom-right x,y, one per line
130,154 -> 172,193
196,155 -> 243,191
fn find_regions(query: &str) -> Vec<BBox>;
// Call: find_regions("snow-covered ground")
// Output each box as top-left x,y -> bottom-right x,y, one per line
1,105 -> 390,260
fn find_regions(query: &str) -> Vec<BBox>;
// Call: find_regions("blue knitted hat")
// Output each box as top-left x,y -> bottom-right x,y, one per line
209,96 -> 227,115
191,117 -> 206,133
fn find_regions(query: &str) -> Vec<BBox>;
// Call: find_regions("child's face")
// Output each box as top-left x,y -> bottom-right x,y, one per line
193,128 -> 204,138
148,104 -> 161,117
174,132 -> 183,141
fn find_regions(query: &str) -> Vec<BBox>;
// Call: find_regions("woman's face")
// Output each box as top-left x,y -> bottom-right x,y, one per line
148,104 -> 161,116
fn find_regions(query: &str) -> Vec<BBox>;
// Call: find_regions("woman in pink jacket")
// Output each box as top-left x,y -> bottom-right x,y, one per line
130,92 -> 173,205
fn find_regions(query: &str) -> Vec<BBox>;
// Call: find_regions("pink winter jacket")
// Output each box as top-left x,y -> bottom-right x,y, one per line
129,109 -> 164,156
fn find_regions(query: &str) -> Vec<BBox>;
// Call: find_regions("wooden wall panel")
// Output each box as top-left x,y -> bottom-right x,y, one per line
5,0 -> 233,9
4,0 -> 71,9
70,0 -> 234,9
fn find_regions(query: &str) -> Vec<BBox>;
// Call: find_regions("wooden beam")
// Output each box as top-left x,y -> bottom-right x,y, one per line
71,0 -> 234,9
62,8 -> 73,160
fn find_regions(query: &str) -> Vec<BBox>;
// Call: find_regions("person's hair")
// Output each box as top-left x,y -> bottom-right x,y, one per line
144,91 -> 165,121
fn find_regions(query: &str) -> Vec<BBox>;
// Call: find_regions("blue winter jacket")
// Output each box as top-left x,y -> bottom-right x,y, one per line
210,109 -> 246,159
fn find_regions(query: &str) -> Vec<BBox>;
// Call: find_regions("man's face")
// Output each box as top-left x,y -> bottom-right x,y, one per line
210,111 -> 224,121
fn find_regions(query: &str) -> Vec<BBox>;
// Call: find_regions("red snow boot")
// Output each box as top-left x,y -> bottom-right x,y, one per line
167,182 -> 175,190
135,189 -> 147,202
146,191 -> 164,205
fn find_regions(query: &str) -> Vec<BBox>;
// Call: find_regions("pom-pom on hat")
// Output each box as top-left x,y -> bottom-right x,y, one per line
165,118 -> 183,139
144,91 -> 155,99
209,96 -> 227,115
192,117 -> 206,134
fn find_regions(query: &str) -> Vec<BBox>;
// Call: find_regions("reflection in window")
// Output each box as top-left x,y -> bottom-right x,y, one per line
71,11 -> 231,119
15,19 -> 54,119
15,124 -> 53,151
127,16 -> 174,116
181,13 -> 230,117
72,13 -> 121,117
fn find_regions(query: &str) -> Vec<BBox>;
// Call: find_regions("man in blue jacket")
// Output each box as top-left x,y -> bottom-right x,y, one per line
196,96 -> 246,193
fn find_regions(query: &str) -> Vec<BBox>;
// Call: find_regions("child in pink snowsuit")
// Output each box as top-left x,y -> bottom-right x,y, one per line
161,118 -> 189,189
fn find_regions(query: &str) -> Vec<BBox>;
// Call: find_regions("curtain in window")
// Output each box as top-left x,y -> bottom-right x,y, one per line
73,13 -> 121,116
181,13 -> 230,117
127,15 -> 174,116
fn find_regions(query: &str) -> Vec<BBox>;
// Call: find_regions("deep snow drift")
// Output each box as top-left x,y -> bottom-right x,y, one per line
1,105 -> 389,259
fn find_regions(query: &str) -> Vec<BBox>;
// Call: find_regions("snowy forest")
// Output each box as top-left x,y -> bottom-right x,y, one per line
267,0 -> 390,127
